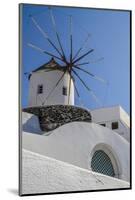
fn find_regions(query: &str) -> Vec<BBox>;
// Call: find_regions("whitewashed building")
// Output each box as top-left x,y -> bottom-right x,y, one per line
91,106 -> 130,142
21,58 -> 130,194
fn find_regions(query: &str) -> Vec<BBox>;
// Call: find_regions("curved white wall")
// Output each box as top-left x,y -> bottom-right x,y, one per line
22,113 -> 130,182
28,70 -> 74,106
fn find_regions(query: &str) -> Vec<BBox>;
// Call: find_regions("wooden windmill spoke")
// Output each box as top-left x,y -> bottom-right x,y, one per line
72,68 -> 90,91
72,69 -> 102,106
42,71 -> 66,105
89,90 -> 102,106
74,57 -> 104,67
74,62 -> 90,67
74,81 -> 80,97
28,11 -> 105,108
28,43 -> 64,62
49,7 -> 67,62
73,34 -> 91,61
73,65 -> 107,84
73,49 -> 94,65
69,15 -> 73,63
68,74 -> 72,104
31,16 -> 64,59
75,86 -> 85,107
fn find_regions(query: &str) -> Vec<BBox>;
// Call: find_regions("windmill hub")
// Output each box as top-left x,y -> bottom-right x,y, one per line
67,62 -> 73,72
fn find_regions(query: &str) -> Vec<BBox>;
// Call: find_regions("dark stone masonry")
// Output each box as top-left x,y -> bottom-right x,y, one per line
23,105 -> 92,132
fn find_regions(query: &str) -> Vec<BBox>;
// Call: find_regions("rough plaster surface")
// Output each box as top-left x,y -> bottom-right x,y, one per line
21,149 -> 129,195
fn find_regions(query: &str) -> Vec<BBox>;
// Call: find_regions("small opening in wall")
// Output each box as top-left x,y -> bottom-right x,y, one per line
63,86 -> 67,96
112,122 -> 119,130
100,123 -> 106,127
37,85 -> 43,94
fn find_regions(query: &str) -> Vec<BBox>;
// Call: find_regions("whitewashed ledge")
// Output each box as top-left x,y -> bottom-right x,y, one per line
21,149 -> 129,195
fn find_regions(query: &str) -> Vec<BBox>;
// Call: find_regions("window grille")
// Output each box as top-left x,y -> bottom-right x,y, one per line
91,150 -> 115,177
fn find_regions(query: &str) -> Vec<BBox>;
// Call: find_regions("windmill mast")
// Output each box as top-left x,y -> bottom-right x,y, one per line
27,7 -> 107,108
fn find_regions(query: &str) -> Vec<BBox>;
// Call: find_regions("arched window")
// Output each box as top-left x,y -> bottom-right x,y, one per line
91,150 -> 115,177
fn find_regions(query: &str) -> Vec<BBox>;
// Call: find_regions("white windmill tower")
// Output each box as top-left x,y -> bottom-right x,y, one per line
28,57 -> 74,107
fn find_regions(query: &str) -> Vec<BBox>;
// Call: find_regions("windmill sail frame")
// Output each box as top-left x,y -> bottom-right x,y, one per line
27,6 -> 107,107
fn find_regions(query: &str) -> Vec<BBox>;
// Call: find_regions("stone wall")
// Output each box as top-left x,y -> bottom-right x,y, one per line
23,105 -> 91,132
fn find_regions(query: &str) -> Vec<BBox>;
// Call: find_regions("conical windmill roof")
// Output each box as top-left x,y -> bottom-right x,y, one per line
32,57 -> 64,72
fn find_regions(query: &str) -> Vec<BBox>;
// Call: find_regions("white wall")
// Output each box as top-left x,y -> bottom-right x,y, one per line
22,115 -> 130,182
120,106 -> 130,127
21,149 -> 129,195
29,70 -> 74,106
91,106 -> 130,142
91,106 -> 120,123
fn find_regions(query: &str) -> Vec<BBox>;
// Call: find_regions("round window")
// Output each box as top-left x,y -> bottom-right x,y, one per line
91,150 -> 115,177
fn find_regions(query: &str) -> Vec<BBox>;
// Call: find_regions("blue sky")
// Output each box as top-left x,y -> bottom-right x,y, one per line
21,4 -> 130,114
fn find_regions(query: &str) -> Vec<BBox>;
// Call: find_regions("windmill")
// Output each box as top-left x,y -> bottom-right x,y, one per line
24,6 -> 107,109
